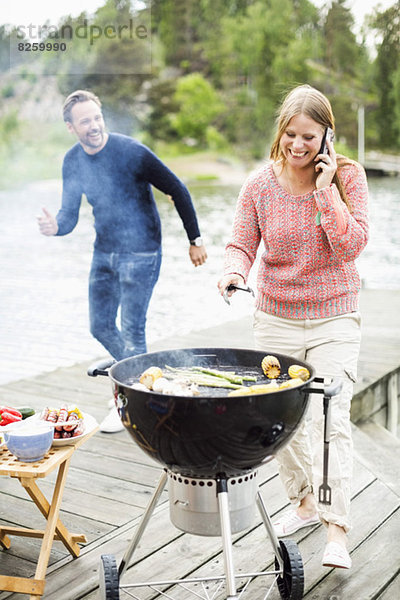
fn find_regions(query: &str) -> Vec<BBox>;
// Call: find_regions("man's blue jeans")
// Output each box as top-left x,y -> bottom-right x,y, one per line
89,248 -> 162,361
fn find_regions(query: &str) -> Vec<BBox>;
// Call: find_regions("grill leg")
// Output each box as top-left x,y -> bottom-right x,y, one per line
217,477 -> 238,599
118,469 -> 168,578
256,491 -> 284,570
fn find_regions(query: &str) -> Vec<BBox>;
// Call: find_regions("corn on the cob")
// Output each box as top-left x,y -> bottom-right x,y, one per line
288,365 -> 310,381
261,355 -> 281,379
249,381 -> 279,394
139,366 -> 163,389
228,381 -> 279,396
227,387 -> 252,397
279,377 -> 304,390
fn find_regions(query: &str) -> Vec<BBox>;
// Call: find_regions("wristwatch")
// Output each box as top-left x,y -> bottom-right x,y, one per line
190,237 -> 203,247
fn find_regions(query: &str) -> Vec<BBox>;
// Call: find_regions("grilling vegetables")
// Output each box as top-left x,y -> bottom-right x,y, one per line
228,381 -> 280,396
136,356 -> 310,397
135,365 -> 257,395
229,357 -> 311,396
288,365 -> 310,381
261,355 -> 281,379
139,366 -> 163,389
165,366 -> 257,389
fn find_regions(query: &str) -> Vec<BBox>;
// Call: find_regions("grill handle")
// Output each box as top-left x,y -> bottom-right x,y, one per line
302,377 -> 342,398
87,359 -> 116,377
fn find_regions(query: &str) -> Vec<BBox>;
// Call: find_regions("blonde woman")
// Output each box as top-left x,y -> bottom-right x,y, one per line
218,84 -> 369,569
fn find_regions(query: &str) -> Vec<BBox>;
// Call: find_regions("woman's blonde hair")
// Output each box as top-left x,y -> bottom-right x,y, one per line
270,84 -> 353,209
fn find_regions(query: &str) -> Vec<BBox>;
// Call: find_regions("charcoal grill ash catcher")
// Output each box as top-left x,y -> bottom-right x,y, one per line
89,346 -> 341,600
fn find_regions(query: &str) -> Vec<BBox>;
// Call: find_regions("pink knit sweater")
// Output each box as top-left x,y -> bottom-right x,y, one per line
224,161 -> 369,319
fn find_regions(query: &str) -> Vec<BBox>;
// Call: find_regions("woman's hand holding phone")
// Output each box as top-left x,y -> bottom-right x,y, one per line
315,127 -> 337,190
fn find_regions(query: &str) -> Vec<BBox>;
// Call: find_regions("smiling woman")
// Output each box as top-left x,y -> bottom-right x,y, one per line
275,114 -> 327,195
218,83 -> 369,570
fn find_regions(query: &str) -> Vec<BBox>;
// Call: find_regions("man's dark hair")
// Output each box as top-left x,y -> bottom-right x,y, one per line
63,90 -> 102,123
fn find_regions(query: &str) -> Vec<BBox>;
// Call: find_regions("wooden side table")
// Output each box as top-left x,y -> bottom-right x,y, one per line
0,427 -> 98,599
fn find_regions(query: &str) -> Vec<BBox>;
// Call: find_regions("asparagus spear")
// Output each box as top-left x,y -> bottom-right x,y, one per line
164,365 -> 245,389
190,366 -> 257,385
193,367 -> 257,383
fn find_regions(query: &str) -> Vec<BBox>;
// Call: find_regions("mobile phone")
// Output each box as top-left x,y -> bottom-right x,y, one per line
319,127 -> 334,155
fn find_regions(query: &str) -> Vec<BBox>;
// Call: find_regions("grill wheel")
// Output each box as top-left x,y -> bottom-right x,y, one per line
99,554 -> 119,600
275,539 -> 304,600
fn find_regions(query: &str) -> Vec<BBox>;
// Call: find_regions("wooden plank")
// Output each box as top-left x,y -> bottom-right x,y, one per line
68,449 -> 163,486
304,509 -> 400,600
216,478 -> 400,600
8,456 -> 374,600
376,574 -> 400,599
1,463 -> 166,514
0,553 -> 45,582
106,472 -> 390,600
352,424 -> 400,496
0,493 -> 113,541
0,575 -> 45,596
0,519 -> 66,566
1,479 -> 143,528
0,446 -> 74,479
358,419 -> 400,453
80,433 -> 165,469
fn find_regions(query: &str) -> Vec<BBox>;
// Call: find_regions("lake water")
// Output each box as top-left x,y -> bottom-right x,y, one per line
0,174 -> 399,385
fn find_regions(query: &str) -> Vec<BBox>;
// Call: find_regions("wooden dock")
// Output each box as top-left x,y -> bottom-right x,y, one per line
363,151 -> 400,177
1,289 -> 399,599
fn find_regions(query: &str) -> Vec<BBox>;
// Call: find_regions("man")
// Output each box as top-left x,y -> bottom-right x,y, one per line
38,90 -> 207,432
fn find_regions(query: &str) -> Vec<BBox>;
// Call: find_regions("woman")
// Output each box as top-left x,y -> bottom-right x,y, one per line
218,84 -> 369,569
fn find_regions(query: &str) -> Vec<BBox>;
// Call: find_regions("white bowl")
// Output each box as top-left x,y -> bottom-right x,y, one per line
4,422 -> 54,462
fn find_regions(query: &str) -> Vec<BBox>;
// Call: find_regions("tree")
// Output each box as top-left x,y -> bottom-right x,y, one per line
51,1 -> 153,134
323,0 -> 361,77
170,73 -> 224,145
208,0 -> 322,156
370,2 -> 400,149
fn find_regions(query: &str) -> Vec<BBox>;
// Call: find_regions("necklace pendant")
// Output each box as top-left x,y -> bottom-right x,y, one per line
315,211 -> 321,225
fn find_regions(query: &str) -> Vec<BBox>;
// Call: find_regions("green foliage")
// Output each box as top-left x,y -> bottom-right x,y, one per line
1,84 -> 15,98
0,120 -> 70,189
1,0 -> 400,177
171,73 -> 224,145
0,110 -> 19,146
391,65 -> 400,144
204,0 -> 321,155
323,0 -> 361,77
145,78 -> 179,143
370,2 -> 400,149
205,126 -> 228,151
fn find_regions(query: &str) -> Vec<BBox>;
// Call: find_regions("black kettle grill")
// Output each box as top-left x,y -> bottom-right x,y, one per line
89,347 -> 340,600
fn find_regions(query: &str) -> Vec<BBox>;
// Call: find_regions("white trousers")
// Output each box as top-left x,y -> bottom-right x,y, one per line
253,309 -> 361,533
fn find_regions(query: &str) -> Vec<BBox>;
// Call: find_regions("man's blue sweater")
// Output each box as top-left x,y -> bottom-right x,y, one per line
56,133 -> 201,253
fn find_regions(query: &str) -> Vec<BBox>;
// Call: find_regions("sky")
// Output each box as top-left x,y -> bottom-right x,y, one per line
2,1 -> 105,26
1,0 -> 397,29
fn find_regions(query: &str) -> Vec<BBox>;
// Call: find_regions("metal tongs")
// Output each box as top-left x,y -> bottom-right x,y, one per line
223,283 -> 255,305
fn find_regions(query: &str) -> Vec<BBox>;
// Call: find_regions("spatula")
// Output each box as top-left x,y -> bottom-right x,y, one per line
319,394 -> 332,505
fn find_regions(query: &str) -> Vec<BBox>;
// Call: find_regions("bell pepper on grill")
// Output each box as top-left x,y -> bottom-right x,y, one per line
0,406 -> 23,426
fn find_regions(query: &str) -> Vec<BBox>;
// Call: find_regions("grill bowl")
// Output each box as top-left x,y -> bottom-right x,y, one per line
107,347 -> 315,477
